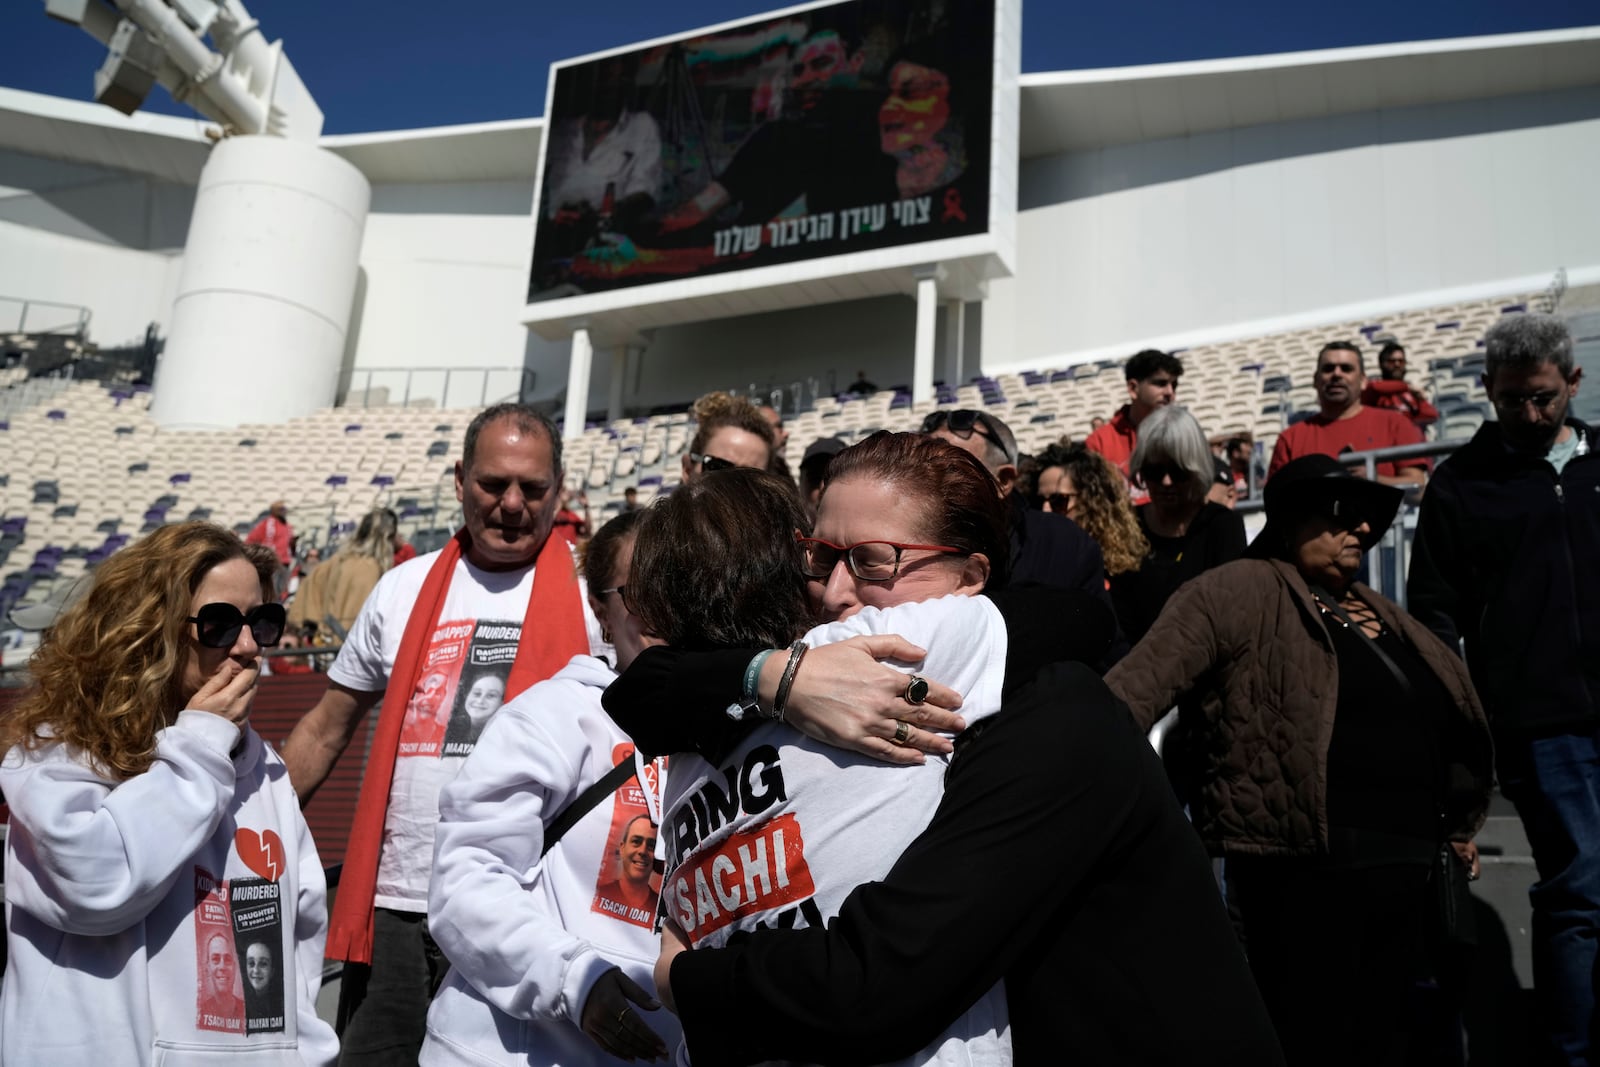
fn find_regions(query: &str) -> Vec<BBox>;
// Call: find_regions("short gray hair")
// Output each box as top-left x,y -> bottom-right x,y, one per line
1484,313 -> 1574,382
1128,405 -> 1212,502
463,403 -> 562,473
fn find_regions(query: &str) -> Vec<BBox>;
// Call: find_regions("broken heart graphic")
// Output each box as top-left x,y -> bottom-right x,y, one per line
234,828 -> 285,883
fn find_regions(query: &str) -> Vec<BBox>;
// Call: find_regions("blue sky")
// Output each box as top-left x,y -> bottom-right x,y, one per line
4,0 -> 1595,134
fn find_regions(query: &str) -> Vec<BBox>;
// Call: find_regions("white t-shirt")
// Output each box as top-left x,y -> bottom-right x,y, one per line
662,594 -> 1012,1067
328,547 -> 608,912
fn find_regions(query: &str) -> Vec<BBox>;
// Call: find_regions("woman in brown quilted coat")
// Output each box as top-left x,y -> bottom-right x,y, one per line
1105,453 -> 1492,1067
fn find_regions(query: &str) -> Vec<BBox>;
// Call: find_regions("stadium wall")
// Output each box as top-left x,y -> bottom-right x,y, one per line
982,84 -> 1600,373
0,149 -> 189,345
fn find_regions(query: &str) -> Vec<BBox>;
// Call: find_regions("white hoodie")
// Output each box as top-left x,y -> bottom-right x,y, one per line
421,654 -> 681,1067
0,711 -> 338,1066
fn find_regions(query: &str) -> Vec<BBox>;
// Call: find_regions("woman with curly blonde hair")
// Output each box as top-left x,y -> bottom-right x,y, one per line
680,391 -> 775,482
1022,441 -> 1148,577
0,522 -> 338,1066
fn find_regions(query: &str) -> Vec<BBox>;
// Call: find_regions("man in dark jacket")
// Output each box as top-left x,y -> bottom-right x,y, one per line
1408,312 -> 1598,1067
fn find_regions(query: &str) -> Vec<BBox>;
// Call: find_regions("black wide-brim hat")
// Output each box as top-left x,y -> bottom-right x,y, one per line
1244,453 -> 1404,560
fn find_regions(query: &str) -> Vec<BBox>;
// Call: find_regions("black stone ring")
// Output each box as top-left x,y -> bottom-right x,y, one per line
903,675 -> 930,705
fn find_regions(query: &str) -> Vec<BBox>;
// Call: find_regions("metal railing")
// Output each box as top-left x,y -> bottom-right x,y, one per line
338,366 -> 536,410
0,297 -> 92,338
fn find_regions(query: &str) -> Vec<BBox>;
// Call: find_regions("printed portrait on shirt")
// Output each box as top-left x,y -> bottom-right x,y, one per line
230,874 -> 286,1035
398,618 -> 520,758
590,743 -> 661,929
194,869 -> 245,1033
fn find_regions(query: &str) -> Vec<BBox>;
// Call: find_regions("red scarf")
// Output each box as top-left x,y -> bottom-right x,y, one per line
325,528 -> 589,963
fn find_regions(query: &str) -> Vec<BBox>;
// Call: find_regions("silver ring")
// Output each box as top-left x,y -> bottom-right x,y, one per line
903,675 -> 930,705
892,719 -> 911,745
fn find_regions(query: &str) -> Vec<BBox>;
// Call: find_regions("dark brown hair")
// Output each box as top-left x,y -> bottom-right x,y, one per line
824,431 -> 1010,589
628,468 -> 812,651
581,509 -> 646,590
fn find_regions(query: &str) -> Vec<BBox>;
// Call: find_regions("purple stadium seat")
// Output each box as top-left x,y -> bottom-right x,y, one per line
325,475 -> 349,487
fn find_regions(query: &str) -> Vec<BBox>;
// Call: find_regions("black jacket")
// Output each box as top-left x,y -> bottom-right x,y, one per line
1005,491 -> 1129,665
667,663 -> 1283,1066
1407,418 -> 1600,735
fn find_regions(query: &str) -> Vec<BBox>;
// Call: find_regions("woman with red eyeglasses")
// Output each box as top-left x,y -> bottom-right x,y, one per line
623,434 -> 1013,1065
607,433 -> 1277,1065
1109,405 -> 1246,644
0,523 -> 337,1065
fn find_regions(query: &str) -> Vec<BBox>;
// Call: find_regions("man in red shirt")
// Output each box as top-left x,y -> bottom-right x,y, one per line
1085,349 -> 1184,502
1360,341 -> 1439,431
1269,342 -> 1428,486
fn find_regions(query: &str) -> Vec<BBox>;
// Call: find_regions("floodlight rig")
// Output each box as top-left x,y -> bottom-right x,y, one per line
45,0 -> 323,139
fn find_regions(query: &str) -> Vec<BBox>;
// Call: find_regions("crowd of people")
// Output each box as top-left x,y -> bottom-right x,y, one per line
0,311 -> 1595,1067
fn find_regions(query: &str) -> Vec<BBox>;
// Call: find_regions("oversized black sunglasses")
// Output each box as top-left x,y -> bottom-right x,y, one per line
690,453 -> 738,473
188,602 -> 287,649
920,409 -> 1015,464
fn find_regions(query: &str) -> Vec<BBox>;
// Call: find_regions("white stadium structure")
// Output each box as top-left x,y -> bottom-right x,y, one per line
2,12 -> 1599,642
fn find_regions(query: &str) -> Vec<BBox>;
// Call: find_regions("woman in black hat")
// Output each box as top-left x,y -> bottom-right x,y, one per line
1105,454 -> 1494,1067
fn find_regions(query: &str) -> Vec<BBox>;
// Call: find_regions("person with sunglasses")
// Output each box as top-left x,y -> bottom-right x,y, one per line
0,523 -> 338,1066
607,436 -> 1275,1065
1107,405 -> 1245,644
1106,454 -> 1493,1066
923,408 -> 1125,663
1408,312 -> 1599,1066
680,391 -> 776,484
624,440 -> 1013,1066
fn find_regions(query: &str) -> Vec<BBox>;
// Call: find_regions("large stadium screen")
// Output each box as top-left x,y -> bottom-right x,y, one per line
528,0 -> 996,303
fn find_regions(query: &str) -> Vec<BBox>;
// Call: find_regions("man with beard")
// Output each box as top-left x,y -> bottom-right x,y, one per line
659,25 -> 897,233
1267,340 -> 1428,486
1409,313 -> 1598,1066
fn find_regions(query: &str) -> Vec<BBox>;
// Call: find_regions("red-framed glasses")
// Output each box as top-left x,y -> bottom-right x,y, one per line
796,534 -> 965,582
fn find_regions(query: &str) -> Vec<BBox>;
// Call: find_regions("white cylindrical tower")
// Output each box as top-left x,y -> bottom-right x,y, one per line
150,136 -> 370,428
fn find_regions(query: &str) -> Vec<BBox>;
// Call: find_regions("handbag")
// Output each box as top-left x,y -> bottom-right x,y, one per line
1313,588 -> 1479,954
1432,840 -> 1479,952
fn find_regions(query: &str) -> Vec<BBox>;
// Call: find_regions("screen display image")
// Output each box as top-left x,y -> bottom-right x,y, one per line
529,0 -> 995,302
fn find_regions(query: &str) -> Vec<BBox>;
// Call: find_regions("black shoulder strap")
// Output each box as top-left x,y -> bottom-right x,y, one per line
542,758 -> 637,857
1312,587 -> 1414,699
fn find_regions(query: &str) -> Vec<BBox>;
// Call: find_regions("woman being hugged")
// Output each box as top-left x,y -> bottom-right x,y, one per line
421,510 -> 680,1067
0,523 -> 336,1066
632,434 -> 1012,1066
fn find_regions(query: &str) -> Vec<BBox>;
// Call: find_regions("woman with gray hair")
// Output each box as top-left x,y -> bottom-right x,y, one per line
1110,405 -> 1245,643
